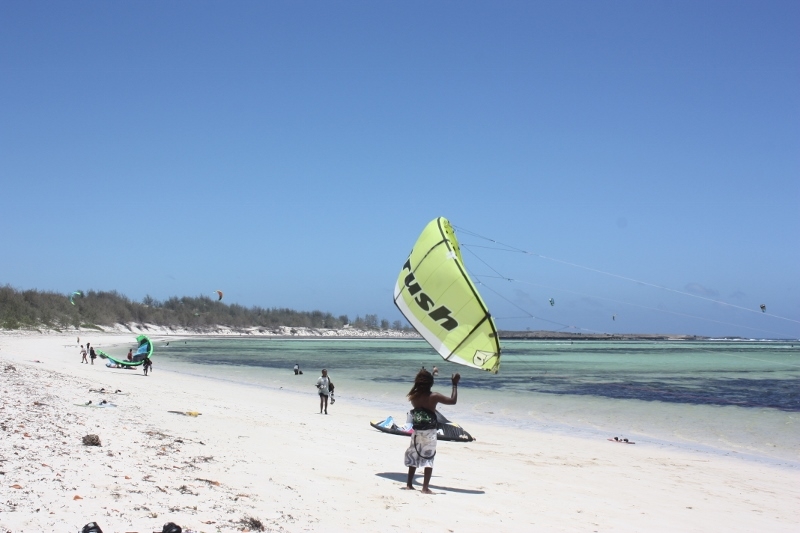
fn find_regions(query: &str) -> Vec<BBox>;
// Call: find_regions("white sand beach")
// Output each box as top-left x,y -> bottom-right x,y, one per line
1,332 -> 798,532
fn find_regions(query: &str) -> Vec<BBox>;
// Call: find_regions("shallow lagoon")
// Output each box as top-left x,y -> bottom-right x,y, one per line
130,338 -> 799,465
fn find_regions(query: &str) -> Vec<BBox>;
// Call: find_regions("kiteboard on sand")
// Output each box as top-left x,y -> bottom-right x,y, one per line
371,411 -> 475,442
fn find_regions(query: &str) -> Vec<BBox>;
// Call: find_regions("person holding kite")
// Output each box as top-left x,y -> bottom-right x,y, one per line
402,368 -> 460,494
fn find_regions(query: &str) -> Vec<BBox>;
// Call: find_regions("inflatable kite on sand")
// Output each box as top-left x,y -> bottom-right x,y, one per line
97,335 -> 153,368
371,410 -> 474,441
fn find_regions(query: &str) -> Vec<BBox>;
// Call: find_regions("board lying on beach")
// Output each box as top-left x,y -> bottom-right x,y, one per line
370,411 -> 475,442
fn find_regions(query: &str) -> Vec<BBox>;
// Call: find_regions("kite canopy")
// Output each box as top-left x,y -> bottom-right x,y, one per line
393,217 -> 501,373
549,298 -> 555,306
69,291 -> 82,305
97,335 -> 153,367
760,304 -> 766,313
215,290 -> 223,301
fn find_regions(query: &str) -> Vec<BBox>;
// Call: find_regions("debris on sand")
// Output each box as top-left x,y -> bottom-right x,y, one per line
239,516 -> 265,531
82,434 -> 101,446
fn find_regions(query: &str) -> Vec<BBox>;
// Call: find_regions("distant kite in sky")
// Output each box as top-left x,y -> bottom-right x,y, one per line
612,314 -> 616,321
69,291 -> 82,305
549,298 -> 555,307
760,304 -> 766,313
215,290 -> 224,301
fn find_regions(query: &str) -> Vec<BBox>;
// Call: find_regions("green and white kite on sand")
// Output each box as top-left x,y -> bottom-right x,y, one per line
393,217 -> 501,373
97,335 -> 153,367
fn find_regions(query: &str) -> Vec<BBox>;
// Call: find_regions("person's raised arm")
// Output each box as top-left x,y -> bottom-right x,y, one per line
433,373 -> 461,406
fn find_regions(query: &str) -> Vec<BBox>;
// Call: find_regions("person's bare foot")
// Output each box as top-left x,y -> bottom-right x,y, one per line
402,485 -> 415,490
421,488 -> 434,494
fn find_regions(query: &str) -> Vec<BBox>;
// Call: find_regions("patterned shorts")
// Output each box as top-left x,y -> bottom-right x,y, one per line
404,429 -> 437,469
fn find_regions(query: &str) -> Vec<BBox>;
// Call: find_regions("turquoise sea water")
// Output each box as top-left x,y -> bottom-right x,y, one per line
127,338 -> 799,465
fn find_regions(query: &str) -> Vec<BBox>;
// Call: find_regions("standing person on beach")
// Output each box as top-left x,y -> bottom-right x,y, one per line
403,368 -> 460,494
89,346 -> 97,365
80,345 -> 88,364
143,357 -> 152,376
316,369 -> 330,414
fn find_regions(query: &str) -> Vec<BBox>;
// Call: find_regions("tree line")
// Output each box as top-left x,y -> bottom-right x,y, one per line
0,285 -> 410,332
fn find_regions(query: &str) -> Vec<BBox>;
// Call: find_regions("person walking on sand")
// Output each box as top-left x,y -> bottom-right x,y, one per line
80,345 -> 88,364
403,368 -> 460,494
143,357 -> 152,376
294,363 -> 300,375
316,369 -> 331,414
89,346 -> 97,365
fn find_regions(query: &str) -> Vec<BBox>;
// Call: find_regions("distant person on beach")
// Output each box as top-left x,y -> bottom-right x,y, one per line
127,349 -> 133,362
316,369 -> 330,414
403,368 -> 460,494
294,363 -> 300,375
80,345 -> 88,364
89,347 -> 97,365
143,357 -> 152,376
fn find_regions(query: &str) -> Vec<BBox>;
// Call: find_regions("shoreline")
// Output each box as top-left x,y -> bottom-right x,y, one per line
1,332 -> 798,532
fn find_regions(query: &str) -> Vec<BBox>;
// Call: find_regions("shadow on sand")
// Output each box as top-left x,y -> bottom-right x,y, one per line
375,472 -> 485,495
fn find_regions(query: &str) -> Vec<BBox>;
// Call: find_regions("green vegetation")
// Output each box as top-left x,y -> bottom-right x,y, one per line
0,285 -> 408,332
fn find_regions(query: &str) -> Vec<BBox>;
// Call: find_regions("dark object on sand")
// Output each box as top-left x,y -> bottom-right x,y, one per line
239,516 -> 265,531
82,434 -> 101,446
162,522 -> 182,533
81,521 -> 103,533
608,436 -> 635,444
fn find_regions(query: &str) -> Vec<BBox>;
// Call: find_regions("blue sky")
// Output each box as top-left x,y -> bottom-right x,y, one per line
1,1 -> 798,338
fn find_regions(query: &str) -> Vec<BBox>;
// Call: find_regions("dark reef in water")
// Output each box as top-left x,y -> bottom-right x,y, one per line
499,330 -> 709,341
